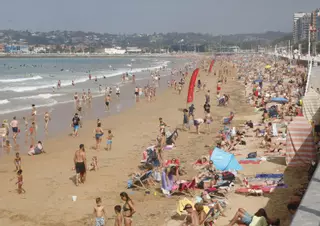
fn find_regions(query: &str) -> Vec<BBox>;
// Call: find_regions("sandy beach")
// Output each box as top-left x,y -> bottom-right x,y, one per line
0,55 -> 311,226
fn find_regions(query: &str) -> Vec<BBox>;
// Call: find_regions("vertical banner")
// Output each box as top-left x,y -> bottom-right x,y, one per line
187,68 -> 200,103
208,59 -> 215,73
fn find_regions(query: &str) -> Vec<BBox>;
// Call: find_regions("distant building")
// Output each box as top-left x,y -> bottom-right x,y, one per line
104,47 -> 126,55
293,12 -> 309,44
296,13 -> 311,42
126,47 -> 142,53
4,45 -> 29,53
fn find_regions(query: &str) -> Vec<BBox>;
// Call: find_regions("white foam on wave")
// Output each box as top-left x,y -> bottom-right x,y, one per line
12,93 -> 66,100
0,75 -> 43,83
0,60 -> 171,93
0,99 -> 10,105
0,99 -> 58,115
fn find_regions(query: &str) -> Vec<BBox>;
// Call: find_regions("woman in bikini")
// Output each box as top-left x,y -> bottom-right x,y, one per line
94,123 -> 104,150
44,112 -> 51,132
120,192 -> 135,226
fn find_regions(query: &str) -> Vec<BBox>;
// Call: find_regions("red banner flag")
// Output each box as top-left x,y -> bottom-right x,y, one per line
208,59 -> 215,73
187,68 -> 200,103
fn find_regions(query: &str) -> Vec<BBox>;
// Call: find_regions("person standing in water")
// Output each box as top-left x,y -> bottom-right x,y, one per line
88,89 -> 92,103
116,86 -> 120,98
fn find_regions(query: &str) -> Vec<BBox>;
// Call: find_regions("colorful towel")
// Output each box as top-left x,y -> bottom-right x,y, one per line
239,160 -> 262,164
255,174 -> 283,179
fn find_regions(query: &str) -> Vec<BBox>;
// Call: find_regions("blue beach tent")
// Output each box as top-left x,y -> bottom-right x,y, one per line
271,97 -> 288,103
210,147 -> 243,171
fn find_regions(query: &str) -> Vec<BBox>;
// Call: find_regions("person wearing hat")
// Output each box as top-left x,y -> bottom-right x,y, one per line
182,204 -> 199,226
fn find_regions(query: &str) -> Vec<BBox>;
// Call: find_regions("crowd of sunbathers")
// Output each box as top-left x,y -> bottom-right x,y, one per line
125,56 -> 316,226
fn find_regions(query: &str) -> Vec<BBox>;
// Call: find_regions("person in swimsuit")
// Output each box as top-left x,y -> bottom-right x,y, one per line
94,197 -> 106,226
44,112 -> 51,132
120,192 -> 135,226
72,113 -> 81,137
106,130 -> 114,151
88,89 -> 92,103
74,92 -> 78,101
31,104 -> 37,123
73,144 -> 87,186
14,152 -> 21,171
10,116 -> 19,142
94,123 -> 104,150
116,86 -> 120,98
159,117 -> 167,133
16,169 -> 25,194
105,95 -> 111,111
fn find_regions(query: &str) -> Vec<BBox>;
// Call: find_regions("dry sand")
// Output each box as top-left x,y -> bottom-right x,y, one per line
0,57 -> 305,226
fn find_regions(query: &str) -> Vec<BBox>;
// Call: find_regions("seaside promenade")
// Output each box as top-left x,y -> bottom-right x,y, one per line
275,52 -> 320,226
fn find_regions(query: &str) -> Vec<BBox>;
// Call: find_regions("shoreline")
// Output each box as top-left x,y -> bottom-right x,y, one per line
0,53 -> 203,59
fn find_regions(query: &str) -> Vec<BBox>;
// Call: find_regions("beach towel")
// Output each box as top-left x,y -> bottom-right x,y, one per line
239,160 -> 261,164
176,198 -> 210,215
255,174 -> 283,179
161,171 -> 174,191
272,123 -> 278,137
249,216 -> 268,226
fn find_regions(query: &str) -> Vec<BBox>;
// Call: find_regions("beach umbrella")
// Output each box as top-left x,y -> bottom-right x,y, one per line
271,97 -> 288,103
265,65 -> 271,69
210,147 -> 242,171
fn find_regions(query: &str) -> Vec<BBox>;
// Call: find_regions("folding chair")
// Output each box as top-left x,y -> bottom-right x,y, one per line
131,170 -> 154,191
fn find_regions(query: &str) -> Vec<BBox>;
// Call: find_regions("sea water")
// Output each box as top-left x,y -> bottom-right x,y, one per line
0,57 -> 174,115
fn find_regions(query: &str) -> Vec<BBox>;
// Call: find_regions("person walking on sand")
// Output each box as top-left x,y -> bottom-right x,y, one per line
74,144 -> 87,186
15,169 -> 25,194
10,116 -> 19,142
72,113 -> 81,137
94,197 -> 106,226
114,205 -> 123,226
94,123 -> 104,150
120,192 -> 136,226
44,112 -> 51,132
105,94 -> 111,111
106,130 -> 114,151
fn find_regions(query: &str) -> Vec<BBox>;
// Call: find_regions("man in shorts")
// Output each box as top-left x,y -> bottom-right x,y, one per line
72,113 -> 81,137
73,144 -> 87,186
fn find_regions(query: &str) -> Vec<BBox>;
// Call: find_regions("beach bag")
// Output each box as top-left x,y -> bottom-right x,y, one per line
222,172 -> 235,181
247,152 -> 257,159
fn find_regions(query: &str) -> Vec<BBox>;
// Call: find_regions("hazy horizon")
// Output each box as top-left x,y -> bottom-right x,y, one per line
0,0 -> 319,35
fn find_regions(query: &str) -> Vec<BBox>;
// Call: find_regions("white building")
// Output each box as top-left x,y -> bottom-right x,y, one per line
104,47 -> 126,55
126,47 -> 142,53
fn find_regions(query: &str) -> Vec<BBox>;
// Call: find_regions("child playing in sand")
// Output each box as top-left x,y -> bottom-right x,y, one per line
114,205 -> 123,226
88,156 -> 98,171
94,197 -> 106,226
16,169 -> 25,194
14,152 -> 21,171
5,140 -> 11,153
106,130 -> 114,150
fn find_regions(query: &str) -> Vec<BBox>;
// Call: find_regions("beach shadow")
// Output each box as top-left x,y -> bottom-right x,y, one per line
171,213 -> 186,221
69,175 -> 77,186
266,156 -> 286,166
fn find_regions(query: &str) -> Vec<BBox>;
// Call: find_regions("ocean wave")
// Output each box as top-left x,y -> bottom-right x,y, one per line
0,99 -> 58,115
0,75 -> 43,83
12,93 -> 66,100
0,60 -> 170,93
0,99 -> 10,105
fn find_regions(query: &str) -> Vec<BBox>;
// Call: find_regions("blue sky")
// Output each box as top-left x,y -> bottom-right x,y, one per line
1,0 -> 319,34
